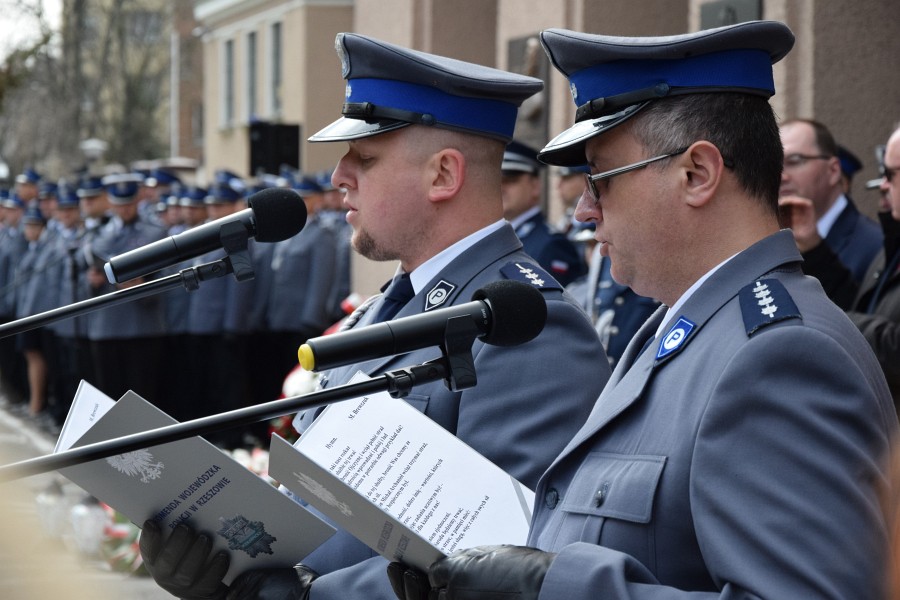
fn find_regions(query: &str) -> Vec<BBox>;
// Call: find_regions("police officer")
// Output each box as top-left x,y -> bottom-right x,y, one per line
0,192 -> 28,403
140,32 -> 608,600
501,141 -> 586,286
391,21 -> 898,600
14,205 -> 53,420
259,176 -> 337,401
46,184 -> 87,424
86,173 -> 167,402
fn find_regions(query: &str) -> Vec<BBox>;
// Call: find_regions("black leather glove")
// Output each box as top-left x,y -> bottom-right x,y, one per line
387,561 -> 432,600
225,564 -> 318,600
389,545 -> 556,600
140,519 -> 231,599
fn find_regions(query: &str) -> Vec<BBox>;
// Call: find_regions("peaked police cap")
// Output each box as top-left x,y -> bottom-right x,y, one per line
538,21 -> 794,166
309,33 -> 544,144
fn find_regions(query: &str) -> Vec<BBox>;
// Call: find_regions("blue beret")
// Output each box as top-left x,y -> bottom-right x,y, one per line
15,168 -> 41,185
309,33 -> 544,143
502,141 -> 542,174
206,182 -> 242,204
102,173 -> 143,203
179,186 -> 209,207
538,21 -> 795,166
22,205 -> 46,225
837,145 -> 862,179
77,175 -> 105,198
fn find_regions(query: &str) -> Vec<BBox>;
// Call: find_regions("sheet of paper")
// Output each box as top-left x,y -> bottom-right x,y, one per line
268,377 -> 533,571
56,383 -> 335,583
54,380 -> 115,453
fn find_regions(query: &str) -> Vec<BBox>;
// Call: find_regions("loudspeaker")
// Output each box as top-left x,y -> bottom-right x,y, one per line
249,122 -> 300,175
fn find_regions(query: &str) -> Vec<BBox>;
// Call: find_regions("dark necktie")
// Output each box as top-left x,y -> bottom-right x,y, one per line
371,274 -> 415,323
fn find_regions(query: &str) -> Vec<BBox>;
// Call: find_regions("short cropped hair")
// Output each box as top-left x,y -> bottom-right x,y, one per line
631,93 -> 783,214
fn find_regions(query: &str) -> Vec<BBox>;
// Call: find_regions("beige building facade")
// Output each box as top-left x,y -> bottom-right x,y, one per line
195,0 -> 900,295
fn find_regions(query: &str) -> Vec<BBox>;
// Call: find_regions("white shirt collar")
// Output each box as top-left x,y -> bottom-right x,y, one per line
816,194 -> 847,239
396,220 -> 507,294
507,206 -> 542,230
655,251 -> 739,338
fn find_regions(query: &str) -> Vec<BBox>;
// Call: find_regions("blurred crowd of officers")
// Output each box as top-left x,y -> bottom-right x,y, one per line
0,140 -> 666,448
0,163 -> 351,446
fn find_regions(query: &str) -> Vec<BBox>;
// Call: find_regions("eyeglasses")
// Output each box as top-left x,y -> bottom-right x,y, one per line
584,147 -> 689,202
884,166 -> 899,184
783,153 -> 833,169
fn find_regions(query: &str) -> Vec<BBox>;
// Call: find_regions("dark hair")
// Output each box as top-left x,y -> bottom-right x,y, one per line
630,93 -> 784,214
779,118 -> 839,157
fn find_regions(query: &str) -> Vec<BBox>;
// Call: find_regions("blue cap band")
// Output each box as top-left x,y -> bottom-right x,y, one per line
347,78 -> 520,140
568,48 -> 774,107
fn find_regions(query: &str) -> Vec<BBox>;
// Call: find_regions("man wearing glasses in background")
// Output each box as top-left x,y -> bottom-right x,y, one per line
784,124 -> 900,409
778,118 -> 882,285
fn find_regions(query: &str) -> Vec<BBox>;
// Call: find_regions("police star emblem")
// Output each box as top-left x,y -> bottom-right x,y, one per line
217,515 -> 276,558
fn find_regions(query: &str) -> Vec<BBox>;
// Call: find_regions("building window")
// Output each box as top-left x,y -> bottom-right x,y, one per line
222,38 -> 235,127
270,21 -> 282,117
247,31 -> 257,121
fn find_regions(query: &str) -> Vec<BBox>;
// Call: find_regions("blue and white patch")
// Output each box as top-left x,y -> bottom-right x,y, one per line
739,278 -> 801,336
500,262 -> 563,291
424,280 -> 456,311
656,316 -> 696,360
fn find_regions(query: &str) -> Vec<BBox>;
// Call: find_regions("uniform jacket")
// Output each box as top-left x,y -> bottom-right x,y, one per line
265,216 -> 337,336
803,212 -> 900,406
87,216 -> 167,340
566,254 -> 660,368
824,197 -> 882,284
515,211 -> 586,287
297,223 -> 609,600
528,230 -> 897,599
0,226 -> 27,317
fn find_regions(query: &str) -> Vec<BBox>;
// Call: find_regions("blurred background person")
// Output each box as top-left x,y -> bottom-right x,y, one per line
501,140 -> 585,286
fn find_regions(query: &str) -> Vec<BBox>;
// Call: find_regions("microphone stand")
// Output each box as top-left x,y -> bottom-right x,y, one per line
0,313 -> 483,483
0,220 -> 255,339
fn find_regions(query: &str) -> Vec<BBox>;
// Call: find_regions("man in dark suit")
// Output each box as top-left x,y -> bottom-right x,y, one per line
778,118 -> 882,284
391,21 -> 898,600
139,32 -> 609,600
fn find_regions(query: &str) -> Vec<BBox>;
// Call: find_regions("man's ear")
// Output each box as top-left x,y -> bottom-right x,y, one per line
682,141 -> 725,208
427,148 -> 465,203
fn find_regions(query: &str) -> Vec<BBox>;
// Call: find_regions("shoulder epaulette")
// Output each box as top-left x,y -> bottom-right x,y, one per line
739,278 -> 802,336
500,261 -> 563,291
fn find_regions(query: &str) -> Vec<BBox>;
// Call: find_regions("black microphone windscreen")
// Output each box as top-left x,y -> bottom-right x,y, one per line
472,280 -> 547,347
248,188 -> 308,243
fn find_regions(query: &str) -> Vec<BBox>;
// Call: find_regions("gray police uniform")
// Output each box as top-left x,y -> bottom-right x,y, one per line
87,174 -> 167,401
298,223 -> 608,599
522,22 -> 898,600
289,32 -> 610,600
528,231 -> 896,598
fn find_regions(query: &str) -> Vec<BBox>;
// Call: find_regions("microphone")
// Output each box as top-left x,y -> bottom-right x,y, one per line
104,187 -> 307,283
297,280 -> 547,371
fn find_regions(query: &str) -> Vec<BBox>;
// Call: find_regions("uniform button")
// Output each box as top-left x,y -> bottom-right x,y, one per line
594,481 -> 611,507
544,488 -> 559,509
614,296 -> 625,306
